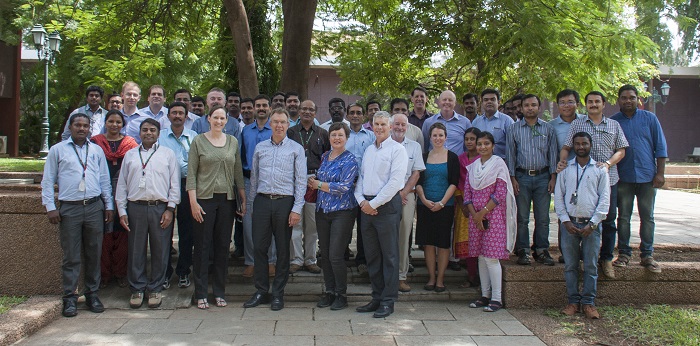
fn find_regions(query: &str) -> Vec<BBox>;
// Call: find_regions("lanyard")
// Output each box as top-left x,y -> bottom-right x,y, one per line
138,145 -> 158,176
299,129 -> 314,149
71,142 -> 89,178
575,158 -> 592,194
174,133 -> 191,149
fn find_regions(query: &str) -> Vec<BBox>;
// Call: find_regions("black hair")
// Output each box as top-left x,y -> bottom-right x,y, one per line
173,88 -> 191,99
476,131 -> 495,145
366,100 -> 382,110
85,85 -> 104,98
390,98 -> 409,111
572,131 -> 593,145
69,113 -> 90,125
240,97 -> 254,105
328,97 -> 345,108
480,88 -> 501,100
254,94 -> 271,103
347,103 -> 364,113
411,86 -> 427,97
168,101 -> 188,114
465,127 -> 482,138
191,96 -> 205,103
284,91 -> 299,101
104,109 -> 125,125
556,89 -> 580,103
227,91 -> 241,99
585,91 -> 607,104
462,93 -> 478,103
140,117 -> 161,131
522,94 -> 541,106
618,84 -> 638,97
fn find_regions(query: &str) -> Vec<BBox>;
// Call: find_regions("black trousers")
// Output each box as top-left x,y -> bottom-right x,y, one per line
317,207 -> 357,295
252,194 -> 294,298
361,194 -> 402,305
192,194 -> 234,299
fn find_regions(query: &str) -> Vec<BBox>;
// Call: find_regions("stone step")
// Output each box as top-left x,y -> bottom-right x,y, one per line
0,178 -> 35,185
666,166 -> 700,175
0,183 -> 43,192
665,175 -> 700,189
0,171 -> 43,183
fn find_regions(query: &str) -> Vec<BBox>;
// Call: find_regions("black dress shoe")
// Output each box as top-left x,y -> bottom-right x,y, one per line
270,296 -> 284,311
373,304 -> 394,318
243,292 -> 270,308
62,298 -> 78,317
355,300 -> 380,313
317,292 -> 335,308
330,295 -> 348,310
232,248 -> 244,258
85,294 -> 105,313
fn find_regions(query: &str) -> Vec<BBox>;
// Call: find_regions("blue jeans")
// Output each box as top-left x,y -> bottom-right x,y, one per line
515,171 -> 551,252
599,183 -> 618,261
617,182 -> 656,258
561,221 -> 601,305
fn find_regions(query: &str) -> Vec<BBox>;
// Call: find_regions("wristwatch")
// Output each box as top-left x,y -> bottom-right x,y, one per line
588,221 -> 597,229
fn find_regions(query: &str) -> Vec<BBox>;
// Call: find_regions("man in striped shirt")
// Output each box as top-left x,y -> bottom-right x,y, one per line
506,94 -> 559,266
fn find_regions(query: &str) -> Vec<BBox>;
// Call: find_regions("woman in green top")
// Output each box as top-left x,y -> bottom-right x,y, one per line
187,105 -> 246,309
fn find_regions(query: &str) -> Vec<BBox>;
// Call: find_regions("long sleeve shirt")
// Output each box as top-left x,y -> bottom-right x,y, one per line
471,111 -> 514,159
347,127 -> 375,168
563,115 -> 629,186
158,127 -> 198,178
186,135 -> 245,200
316,150 -> 359,213
251,137 -> 307,214
554,158 -> 610,226
354,138 -> 408,209
61,106 -> 107,140
421,111 -> 471,154
506,118 -> 559,176
115,143 -> 181,216
41,138 -> 113,212
287,123 -> 330,173
610,109 -> 668,183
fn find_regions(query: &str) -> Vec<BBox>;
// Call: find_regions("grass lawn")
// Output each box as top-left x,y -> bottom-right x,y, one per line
0,296 -> 27,314
0,158 -> 45,172
548,304 -> 700,345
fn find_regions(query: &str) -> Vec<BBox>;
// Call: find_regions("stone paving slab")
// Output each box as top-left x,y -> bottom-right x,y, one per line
471,335 -> 547,346
241,306 -> 313,321
316,335 -> 397,346
195,319 -> 275,335
115,318 -> 202,334
231,335 -> 314,346
275,320 -> 352,336
395,335 -> 478,346
424,320 -> 505,336
350,319 -> 429,335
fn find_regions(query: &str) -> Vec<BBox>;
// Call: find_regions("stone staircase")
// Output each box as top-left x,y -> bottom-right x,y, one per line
665,165 -> 700,189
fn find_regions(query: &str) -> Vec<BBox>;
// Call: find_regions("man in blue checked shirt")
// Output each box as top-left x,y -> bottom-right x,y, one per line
554,131 -> 610,320
472,88 -> 514,159
506,94 -> 559,266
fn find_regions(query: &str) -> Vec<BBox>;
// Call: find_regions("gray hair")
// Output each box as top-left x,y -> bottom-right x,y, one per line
390,113 -> 408,124
373,111 -> 392,124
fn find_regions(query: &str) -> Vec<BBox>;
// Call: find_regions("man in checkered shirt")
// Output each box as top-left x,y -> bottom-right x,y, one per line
557,91 -> 628,279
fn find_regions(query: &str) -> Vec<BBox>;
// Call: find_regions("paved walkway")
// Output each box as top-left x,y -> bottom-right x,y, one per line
18,301 -> 545,346
15,189 -> 700,345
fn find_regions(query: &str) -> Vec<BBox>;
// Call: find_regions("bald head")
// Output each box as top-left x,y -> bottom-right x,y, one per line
438,90 -> 456,117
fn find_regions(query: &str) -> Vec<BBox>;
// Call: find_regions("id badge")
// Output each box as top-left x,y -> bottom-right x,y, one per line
139,176 -> 146,189
569,192 -> 578,205
78,179 -> 86,192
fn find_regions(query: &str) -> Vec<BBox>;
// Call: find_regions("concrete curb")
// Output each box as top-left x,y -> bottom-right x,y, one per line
0,296 -> 60,346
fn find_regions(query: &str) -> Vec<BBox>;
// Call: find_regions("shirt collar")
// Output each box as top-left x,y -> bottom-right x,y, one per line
583,114 -> 608,124
437,111 -> 460,121
518,118 -> 543,127
68,137 -> 91,147
140,142 -> 159,152
270,136 -> 287,146
568,157 -> 597,167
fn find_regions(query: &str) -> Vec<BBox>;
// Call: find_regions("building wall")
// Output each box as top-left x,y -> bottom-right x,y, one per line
0,37 -> 21,156
306,67 -> 361,124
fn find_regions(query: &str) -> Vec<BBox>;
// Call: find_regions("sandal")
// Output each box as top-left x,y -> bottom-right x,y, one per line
469,297 -> 490,308
613,254 -> 630,267
215,297 -> 227,307
197,298 -> 209,310
484,300 -> 502,312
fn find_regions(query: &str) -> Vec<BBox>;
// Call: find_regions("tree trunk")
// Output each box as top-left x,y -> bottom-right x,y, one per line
223,0 -> 259,98
280,0 -> 318,100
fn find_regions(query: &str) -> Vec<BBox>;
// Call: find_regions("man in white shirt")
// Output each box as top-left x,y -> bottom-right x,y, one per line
320,97 -> 351,131
116,118 -> 180,309
354,111 -> 408,318
390,113 -> 425,293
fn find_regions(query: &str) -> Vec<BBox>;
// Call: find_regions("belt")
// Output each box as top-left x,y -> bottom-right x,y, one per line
363,195 -> 376,201
569,216 -> 591,224
258,193 -> 291,200
132,200 -> 166,206
516,167 -> 549,176
243,169 -> 251,178
60,196 -> 100,205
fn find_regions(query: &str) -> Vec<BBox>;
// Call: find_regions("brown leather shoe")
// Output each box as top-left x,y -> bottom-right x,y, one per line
268,264 -> 276,277
562,303 -> 580,316
290,264 -> 302,274
242,265 -> 254,278
305,264 -> 322,274
601,260 -> 616,279
582,304 -> 600,319
398,280 -> 411,292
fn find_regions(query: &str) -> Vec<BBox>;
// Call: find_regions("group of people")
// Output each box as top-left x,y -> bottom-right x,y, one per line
42,82 -> 667,320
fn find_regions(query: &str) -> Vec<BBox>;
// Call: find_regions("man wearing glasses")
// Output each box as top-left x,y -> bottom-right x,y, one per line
506,94 -> 558,266
106,93 -> 123,112
557,91 -> 628,278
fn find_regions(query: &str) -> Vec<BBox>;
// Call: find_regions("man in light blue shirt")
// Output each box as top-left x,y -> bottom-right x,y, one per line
120,82 -> 142,131
61,85 -> 107,140
158,102 -> 199,289
42,113 -> 114,318
550,89 -> 583,161
138,85 -> 168,120
554,131 -> 610,319
421,90 -> 471,154
471,88 -> 514,158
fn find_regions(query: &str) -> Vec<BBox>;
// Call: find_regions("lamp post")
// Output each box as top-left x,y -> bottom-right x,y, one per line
644,80 -> 671,115
30,24 -> 61,157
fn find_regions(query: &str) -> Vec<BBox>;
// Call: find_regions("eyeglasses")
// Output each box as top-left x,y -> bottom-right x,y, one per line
175,98 -> 191,102
558,101 -> 577,106
329,105 -> 344,110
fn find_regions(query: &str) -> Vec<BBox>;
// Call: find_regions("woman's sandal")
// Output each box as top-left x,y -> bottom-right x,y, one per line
215,297 -> 227,307
197,298 -> 209,310
469,297 -> 490,308
484,300 -> 502,312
